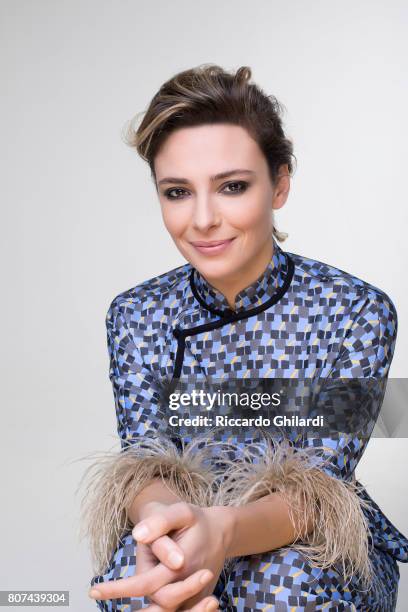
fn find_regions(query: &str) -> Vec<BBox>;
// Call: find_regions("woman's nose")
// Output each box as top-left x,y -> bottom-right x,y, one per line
191,195 -> 220,231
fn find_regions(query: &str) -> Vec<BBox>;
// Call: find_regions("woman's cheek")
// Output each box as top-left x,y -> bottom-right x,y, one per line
161,206 -> 188,239
230,197 -> 272,231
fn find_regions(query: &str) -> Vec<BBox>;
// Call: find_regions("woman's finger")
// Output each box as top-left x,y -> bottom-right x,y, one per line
132,501 -> 195,544
143,595 -> 219,612
150,534 -> 185,569
147,568 -> 214,611
180,595 -> 220,612
89,561 -> 177,601
135,541 -> 161,576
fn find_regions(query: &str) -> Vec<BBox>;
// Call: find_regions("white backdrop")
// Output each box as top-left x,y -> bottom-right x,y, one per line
1,0 -> 407,609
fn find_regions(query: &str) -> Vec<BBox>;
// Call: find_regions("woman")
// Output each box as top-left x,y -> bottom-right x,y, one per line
80,64 -> 408,611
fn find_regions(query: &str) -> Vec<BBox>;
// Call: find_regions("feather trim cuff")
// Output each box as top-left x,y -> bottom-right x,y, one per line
211,434 -> 375,589
78,434 -> 217,576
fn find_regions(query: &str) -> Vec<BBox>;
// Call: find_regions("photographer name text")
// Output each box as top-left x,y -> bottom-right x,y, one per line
168,414 -> 325,427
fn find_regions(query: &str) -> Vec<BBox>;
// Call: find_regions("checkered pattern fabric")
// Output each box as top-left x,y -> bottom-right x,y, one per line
90,239 -> 408,610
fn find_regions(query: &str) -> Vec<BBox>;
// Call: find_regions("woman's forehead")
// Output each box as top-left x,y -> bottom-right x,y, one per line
155,125 -> 264,181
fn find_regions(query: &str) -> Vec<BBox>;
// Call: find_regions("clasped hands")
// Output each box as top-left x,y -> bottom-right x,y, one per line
89,500 -> 233,611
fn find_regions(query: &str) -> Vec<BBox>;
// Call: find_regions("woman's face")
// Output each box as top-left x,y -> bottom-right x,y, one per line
154,123 -> 290,293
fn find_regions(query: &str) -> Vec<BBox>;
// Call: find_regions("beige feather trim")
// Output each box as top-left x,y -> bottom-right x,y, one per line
211,433 -> 375,589
77,430 -> 375,588
77,433 -> 218,576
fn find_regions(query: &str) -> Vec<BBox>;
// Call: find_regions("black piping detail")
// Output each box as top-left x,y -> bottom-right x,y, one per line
173,331 -> 186,381
171,253 -> 295,380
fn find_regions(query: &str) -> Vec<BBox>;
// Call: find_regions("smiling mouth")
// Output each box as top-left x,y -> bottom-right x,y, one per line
190,238 -> 235,247
190,237 -> 236,255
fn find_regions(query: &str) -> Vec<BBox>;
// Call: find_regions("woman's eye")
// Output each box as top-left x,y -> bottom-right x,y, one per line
163,181 -> 249,200
164,188 -> 188,200
223,181 -> 249,194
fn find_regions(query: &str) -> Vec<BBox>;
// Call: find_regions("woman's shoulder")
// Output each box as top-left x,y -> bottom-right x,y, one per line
285,246 -> 398,320
105,261 -> 193,324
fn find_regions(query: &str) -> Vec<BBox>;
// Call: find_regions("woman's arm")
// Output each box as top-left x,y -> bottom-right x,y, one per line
213,290 -> 398,590
79,300 -> 216,578
221,491 -> 313,558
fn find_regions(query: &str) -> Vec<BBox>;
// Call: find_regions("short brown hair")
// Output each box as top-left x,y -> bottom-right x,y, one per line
123,63 -> 296,241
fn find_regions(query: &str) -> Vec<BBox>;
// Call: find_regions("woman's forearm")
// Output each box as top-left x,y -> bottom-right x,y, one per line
222,492 -> 314,558
128,478 -> 184,525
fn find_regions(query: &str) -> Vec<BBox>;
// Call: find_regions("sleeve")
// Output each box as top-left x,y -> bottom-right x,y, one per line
213,290 -> 398,588
106,299 -> 169,445
79,299 -> 216,576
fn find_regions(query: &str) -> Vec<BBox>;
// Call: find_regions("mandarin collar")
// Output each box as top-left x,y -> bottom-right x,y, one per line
190,239 -> 289,316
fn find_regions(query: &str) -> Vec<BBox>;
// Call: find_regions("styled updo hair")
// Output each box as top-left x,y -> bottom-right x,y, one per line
123,63 -> 296,242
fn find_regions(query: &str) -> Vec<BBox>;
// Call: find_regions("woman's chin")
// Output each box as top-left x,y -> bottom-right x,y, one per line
193,259 -> 238,282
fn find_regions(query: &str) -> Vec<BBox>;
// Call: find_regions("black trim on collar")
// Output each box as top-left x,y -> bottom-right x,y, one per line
170,253 -> 295,380
189,252 -> 295,320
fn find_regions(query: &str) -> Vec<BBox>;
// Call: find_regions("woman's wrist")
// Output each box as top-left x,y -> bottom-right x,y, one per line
206,505 -> 237,558
129,478 -> 183,524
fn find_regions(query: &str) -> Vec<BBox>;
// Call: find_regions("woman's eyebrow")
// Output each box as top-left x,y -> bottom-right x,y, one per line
158,169 -> 256,186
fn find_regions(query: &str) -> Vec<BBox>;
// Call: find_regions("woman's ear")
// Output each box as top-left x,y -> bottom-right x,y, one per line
272,164 -> 290,210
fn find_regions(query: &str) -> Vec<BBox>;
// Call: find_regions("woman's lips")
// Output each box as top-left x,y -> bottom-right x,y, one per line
190,238 -> 235,255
